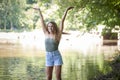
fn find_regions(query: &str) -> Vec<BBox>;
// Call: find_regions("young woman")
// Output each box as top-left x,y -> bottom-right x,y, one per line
34,6 -> 74,80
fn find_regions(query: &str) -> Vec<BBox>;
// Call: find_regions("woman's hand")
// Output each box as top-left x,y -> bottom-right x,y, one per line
33,7 -> 40,10
66,6 -> 74,11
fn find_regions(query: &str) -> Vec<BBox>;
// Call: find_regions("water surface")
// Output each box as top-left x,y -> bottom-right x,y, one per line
0,42 -> 118,80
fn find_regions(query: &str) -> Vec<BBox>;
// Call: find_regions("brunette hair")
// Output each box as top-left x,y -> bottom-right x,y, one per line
47,21 -> 59,34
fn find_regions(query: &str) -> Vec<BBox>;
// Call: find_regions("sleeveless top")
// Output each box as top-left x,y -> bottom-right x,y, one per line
45,38 -> 59,52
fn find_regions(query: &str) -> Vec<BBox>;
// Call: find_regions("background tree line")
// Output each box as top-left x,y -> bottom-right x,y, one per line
0,0 -> 120,35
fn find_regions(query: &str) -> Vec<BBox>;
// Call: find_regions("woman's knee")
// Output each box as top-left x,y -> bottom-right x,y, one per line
46,66 -> 53,80
55,66 -> 62,80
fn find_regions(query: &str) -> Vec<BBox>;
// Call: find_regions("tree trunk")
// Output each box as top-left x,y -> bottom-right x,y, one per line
4,18 -> 6,30
10,21 -> 13,30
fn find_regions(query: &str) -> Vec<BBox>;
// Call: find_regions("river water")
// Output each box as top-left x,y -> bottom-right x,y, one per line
0,32 -> 119,80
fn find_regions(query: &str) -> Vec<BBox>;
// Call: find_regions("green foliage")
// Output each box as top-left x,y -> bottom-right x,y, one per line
54,0 -> 120,31
102,28 -> 118,40
0,0 -> 26,30
0,0 -> 120,32
26,0 -> 37,4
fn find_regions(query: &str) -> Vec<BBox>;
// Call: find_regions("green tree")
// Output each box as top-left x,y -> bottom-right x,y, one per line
0,0 -> 26,31
1,0 -> 120,32
49,0 -> 120,31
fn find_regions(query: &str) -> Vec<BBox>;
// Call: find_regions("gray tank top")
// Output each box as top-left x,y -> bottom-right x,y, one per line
45,38 -> 59,52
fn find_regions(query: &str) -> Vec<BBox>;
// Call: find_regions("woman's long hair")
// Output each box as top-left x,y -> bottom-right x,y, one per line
47,21 -> 59,34
47,21 -> 60,41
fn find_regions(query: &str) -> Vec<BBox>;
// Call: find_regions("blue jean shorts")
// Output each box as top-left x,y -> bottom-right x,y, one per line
46,50 -> 63,66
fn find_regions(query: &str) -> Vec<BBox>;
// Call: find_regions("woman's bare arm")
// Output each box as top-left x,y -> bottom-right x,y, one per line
33,8 -> 48,34
59,7 -> 74,34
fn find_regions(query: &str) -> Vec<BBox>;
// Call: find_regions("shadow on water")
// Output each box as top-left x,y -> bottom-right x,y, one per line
0,44 -> 119,80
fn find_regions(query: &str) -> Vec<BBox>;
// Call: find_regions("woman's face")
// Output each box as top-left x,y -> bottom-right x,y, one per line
47,23 -> 55,33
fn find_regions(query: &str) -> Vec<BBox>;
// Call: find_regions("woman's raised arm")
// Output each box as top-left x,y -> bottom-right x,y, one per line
33,8 -> 48,34
59,7 -> 74,34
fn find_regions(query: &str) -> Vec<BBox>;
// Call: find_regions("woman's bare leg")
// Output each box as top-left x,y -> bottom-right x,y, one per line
46,66 -> 53,80
55,65 -> 62,80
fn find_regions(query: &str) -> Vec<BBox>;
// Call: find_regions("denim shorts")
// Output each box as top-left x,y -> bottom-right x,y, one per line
46,50 -> 63,66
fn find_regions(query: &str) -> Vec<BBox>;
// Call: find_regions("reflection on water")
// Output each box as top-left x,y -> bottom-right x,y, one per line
62,51 -> 112,80
0,43 -> 118,80
0,57 -> 45,80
